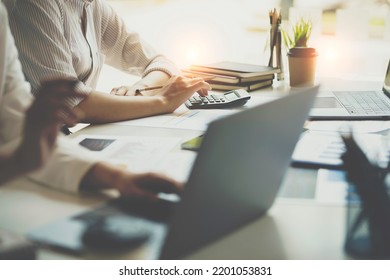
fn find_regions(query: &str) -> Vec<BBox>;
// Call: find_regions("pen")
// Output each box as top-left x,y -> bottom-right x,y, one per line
135,77 -> 215,96
135,86 -> 163,96
61,124 -> 72,135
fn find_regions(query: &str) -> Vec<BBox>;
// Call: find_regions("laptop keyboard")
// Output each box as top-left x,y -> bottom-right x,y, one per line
334,91 -> 390,115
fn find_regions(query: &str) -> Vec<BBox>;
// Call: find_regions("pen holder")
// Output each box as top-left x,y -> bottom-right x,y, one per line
268,24 -> 284,79
266,9 -> 284,80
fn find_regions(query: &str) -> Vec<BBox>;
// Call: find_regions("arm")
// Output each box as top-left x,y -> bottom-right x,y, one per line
110,71 -> 171,96
75,76 -> 210,123
0,80 -> 84,185
80,162 -> 182,199
110,71 -> 210,98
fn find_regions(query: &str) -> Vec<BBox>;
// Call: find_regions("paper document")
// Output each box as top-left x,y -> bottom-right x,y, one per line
315,169 -> 350,205
68,123 -> 90,134
73,135 -> 196,182
115,105 -> 235,131
292,131 -> 390,169
114,95 -> 277,131
305,120 -> 390,134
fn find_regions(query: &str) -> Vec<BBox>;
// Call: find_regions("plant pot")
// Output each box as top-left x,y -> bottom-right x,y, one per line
287,47 -> 318,87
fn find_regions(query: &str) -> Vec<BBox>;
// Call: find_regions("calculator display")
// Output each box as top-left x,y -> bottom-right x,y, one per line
224,91 -> 239,101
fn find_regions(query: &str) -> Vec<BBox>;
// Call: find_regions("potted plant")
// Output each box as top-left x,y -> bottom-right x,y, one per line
282,18 -> 318,87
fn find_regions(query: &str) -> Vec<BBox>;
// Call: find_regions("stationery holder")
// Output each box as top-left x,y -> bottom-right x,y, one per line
267,9 -> 284,80
342,135 -> 390,259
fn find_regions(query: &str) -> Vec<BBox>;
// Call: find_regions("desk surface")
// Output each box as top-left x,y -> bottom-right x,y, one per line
0,175 -> 347,260
2,77 -> 382,260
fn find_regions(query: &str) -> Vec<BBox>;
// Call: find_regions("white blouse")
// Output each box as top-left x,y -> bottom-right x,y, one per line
6,0 -> 179,98
0,3 -> 97,193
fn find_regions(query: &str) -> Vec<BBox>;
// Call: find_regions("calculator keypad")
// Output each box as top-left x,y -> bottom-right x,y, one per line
188,95 -> 226,105
185,89 -> 250,109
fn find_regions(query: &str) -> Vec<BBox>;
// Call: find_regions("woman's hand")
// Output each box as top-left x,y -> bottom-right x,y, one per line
110,76 -> 210,100
114,171 -> 182,199
155,76 -> 211,113
80,162 -> 183,200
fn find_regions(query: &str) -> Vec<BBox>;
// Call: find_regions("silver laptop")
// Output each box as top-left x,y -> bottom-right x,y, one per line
309,59 -> 390,120
27,86 -> 319,259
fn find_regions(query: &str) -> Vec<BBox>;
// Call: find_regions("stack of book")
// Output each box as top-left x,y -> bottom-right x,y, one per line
183,61 -> 280,91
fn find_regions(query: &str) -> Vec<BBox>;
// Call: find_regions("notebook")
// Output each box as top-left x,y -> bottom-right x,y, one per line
27,86 -> 319,260
309,59 -> 390,120
189,61 -> 280,78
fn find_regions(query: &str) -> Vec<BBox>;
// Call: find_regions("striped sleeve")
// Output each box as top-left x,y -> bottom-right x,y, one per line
7,0 -> 91,103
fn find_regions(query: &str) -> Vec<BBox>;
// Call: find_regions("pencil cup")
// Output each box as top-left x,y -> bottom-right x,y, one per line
287,47 -> 317,87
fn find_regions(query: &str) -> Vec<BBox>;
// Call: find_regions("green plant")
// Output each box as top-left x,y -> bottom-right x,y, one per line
282,18 -> 312,49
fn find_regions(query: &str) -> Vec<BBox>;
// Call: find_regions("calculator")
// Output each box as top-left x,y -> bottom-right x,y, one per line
185,89 -> 251,109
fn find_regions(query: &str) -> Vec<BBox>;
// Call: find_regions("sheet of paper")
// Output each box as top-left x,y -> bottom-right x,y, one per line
292,131 -> 390,168
73,135 -> 196,182
305,120 -> 390,134
315,169 -> 350,205
68,123 -> 90,134
114,105 -> 236,131
315,169 -> 364,206
149,152 -> 197,183
114,95 -> 277,131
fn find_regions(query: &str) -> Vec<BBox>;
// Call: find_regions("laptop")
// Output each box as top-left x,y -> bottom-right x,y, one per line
27,86 -> 319,260
309,59 -> 390,120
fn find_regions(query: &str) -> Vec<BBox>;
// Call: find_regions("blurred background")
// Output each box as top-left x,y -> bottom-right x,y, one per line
103,0 -> 390,85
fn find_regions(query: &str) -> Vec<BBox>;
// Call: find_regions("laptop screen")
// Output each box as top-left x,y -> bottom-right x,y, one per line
384,59 -> 390,94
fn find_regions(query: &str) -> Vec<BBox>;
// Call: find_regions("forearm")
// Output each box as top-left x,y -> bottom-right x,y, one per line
132,71 -> 171,95
75,90 -> 168,123
79,161 -> 181,198
79,162 -> 123,192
